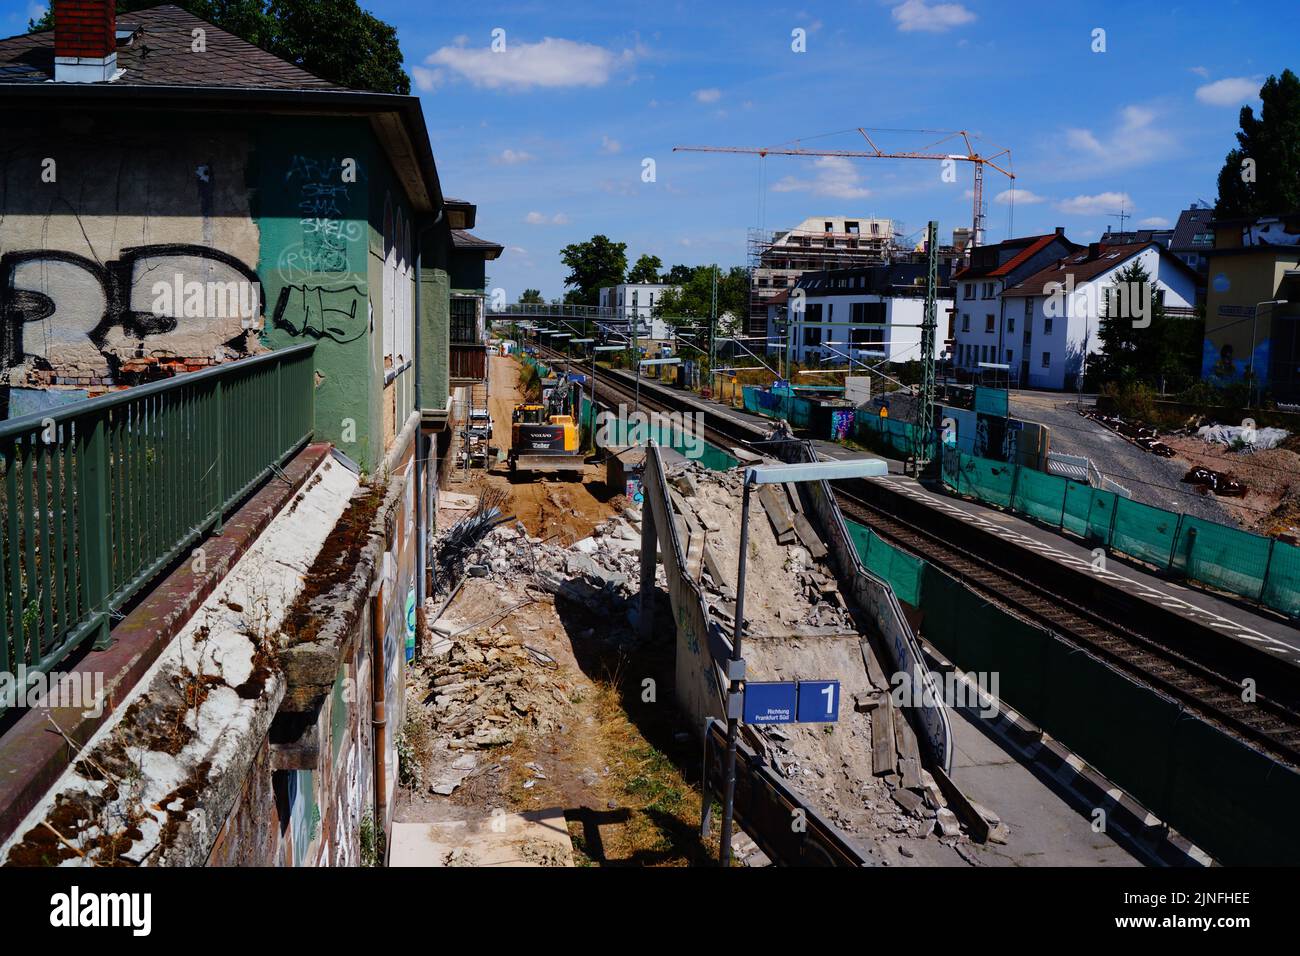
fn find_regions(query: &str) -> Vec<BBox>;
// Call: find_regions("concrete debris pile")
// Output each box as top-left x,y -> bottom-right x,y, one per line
414,612 -> 574,756
663,461 -> 854,636
453,509 -> 659,606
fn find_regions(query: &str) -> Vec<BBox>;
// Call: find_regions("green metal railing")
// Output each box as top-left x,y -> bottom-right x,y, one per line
0,345 -> 316,700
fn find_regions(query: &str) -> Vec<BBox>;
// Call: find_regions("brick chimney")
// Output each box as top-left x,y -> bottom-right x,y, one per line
53,0 -> 118,83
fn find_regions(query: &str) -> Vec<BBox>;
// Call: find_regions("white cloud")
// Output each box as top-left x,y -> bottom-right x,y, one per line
1138,216 -> 1171,228
1055,192 -> 1133,216
410,66 -> 442,92
994,188 -> 1047,205
494,148 -> 534,165
693,87 -> 722,103
1057,104 -> 1175,176
891,0 -> 976,33
424,37 -> 636,91
524,211 -> 570,225
601,135 -> 622,154
1195,77 -> 1261,106
771,156 -> 871,199
1188,66 -> 1210,78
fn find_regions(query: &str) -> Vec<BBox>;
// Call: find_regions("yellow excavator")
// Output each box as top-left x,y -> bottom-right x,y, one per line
508,375 -> 585,477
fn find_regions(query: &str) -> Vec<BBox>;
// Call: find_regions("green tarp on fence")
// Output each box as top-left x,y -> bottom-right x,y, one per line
845,520 -> 925,606
940,448 -> 1300,619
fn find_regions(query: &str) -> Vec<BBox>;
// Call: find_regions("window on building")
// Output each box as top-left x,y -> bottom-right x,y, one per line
963,283 -> 974,299
1008,315 -> 1016,333
1042,351 -> 1051,368
851,302 -> 886,324
982,282 -> 995,299
824,221 -> 834,232
1044,317 -> 1054,335
851,326 -> 884,346
1006,349 -> 1013,363
961,314 -> 970,332
846,221 -> 860,234
450,297 -> 478,344
804,325 -> 822,347
1024,298 -> 1033,320
985,314 -> 995,333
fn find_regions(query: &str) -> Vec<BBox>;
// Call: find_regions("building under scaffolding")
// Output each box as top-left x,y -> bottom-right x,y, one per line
748,217 -> 895,336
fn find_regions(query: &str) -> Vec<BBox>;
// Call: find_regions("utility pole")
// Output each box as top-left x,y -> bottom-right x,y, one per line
708,265 -> 718,391
915,220 -> 939,475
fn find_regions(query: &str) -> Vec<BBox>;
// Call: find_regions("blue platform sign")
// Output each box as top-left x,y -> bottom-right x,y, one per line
796,680 -> 840,723
742,682 -> 797,724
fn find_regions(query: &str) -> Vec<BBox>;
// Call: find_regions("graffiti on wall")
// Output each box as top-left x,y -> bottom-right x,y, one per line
0,243 -> 264,384
271,283 -> 367,344
284,155 -> 364,276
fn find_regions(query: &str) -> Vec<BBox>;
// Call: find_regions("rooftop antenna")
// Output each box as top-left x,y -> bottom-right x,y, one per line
1108,200 -> 1130,236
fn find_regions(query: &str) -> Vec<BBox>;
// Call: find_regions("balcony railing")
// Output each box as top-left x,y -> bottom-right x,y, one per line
0,344 -> 315,707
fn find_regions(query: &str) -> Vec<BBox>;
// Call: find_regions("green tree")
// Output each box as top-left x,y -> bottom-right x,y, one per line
33,1 -> 410,94
626,254 -> 664,284
653,265 -> 749,334
1215,69 -> 1300,218
520,288 -> 544,304
1092,260 -> 1201,390
661,264 -> 697,285
559,235 -> 627,306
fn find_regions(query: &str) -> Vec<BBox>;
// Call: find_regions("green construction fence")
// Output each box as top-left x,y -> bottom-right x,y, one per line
942,448 -> 1300,620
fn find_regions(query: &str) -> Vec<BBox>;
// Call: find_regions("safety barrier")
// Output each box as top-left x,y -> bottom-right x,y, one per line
942,447 -> 1300,619
0,345 -> 316,705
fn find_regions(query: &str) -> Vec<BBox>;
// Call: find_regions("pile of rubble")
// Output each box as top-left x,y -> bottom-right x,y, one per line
663,461 -> 855,636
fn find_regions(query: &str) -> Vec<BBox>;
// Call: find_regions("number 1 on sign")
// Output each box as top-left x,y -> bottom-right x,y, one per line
821,683 -> 835,715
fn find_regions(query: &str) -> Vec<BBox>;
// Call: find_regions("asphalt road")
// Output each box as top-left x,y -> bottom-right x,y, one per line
1008,391 -> 1235,524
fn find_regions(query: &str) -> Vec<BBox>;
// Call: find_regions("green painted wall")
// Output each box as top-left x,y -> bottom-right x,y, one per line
255,117 -> 377,468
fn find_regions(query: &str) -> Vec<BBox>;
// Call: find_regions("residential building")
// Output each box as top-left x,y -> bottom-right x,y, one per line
598,282 -> 679,340
1201,212 -> 1300,401
950,229 -> 1080,381
1169,204 -> 1217,275
0,1 -> 501,864
749,216 -> 895,338
1000,241 -> 1199,390
775,264 -> 953,367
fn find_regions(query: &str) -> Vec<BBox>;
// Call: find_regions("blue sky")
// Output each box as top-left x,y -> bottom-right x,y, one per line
8,1 -> 1299,299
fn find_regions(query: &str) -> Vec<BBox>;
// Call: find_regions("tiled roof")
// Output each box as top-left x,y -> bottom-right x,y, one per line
1002,242 -> 1167,297
953,233 -> 1061,281
451,229 -> 503,259
0,5 -> 336,89
1170,206 -> 1215,252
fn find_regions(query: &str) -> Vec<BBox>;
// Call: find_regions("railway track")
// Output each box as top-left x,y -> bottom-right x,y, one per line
530,344 -> 1300,768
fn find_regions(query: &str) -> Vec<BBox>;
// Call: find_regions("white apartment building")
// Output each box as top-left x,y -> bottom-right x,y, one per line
598,282 -> 679,340
775,265 -> 952,367
994,241 -> 1199,390
951,229 -> 1080,384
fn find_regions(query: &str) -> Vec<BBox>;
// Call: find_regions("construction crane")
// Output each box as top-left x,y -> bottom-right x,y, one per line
674,128 -> 1015,248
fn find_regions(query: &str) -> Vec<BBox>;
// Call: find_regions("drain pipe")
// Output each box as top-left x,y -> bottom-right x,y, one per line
370,586 -> 389,847
413,203 -> 445,657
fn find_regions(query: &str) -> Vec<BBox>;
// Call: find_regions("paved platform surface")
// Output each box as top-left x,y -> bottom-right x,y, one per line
390,809 -> 575,867
947,702 -> 1144,866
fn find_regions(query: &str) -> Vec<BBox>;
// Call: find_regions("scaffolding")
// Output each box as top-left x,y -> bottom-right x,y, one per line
747,225 -> 897,337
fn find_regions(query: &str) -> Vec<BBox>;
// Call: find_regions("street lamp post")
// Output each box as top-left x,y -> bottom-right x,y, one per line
718,457 -> 889,866
1250,299 -> 1288,407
